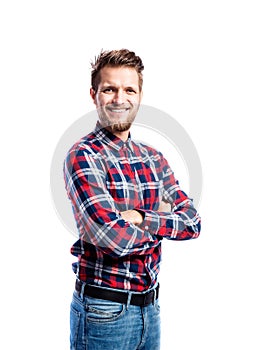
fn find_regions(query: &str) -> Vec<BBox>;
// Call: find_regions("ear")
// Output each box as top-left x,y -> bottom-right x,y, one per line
90,88 -> 96,104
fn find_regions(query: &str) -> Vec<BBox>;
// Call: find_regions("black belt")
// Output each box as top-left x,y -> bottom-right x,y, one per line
75,280 -> 159,307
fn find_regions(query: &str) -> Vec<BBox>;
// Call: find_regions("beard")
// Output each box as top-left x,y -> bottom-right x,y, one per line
97,103 -> 139,133
110,122 -> 132,132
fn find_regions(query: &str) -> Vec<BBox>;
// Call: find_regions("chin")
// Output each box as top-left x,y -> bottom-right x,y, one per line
110,123 -> 132,132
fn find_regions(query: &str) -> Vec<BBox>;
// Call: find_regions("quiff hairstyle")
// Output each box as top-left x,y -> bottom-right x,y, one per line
91,49 -> 144,93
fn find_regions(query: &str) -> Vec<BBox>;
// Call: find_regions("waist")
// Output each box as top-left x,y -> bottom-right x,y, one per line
72,254 -> 161,292
75,280 -> 159,307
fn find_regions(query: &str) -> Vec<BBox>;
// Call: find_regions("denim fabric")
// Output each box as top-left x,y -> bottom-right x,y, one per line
70,289 -> 161,350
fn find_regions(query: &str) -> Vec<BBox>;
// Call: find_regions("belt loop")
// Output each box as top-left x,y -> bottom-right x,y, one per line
80,281 -> 86,301
152,287 -> 156,305
126,292 -> 132,310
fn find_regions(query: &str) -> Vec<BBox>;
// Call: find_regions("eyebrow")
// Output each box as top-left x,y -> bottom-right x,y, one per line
100,83 -> 139,90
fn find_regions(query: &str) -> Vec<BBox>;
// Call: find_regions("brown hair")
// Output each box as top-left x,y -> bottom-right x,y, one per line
91,49 -> 144,93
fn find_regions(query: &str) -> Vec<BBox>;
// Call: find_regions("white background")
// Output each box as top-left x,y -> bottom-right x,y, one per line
1,1 -> 252,349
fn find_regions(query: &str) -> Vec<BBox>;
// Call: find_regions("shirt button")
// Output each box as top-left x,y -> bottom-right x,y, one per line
145,226 -> 149,230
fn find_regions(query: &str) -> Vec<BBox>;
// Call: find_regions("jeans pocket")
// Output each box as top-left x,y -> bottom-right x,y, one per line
86,297 -> 125,323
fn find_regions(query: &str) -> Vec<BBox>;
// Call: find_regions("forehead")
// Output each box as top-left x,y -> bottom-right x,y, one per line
98,66 -> 139,87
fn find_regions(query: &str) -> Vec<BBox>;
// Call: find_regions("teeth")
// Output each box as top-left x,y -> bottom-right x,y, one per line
110,109 -> 127,113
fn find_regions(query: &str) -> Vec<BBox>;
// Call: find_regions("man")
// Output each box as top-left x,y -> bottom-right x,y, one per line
64,49 -> 201,350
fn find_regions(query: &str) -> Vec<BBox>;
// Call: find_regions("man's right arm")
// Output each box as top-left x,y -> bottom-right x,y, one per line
120,203 -> 171,226
64,149 -> 160,258
120,210 -> 144,226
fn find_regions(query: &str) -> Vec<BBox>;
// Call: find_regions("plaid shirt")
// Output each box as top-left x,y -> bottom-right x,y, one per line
64,122 -> 201,292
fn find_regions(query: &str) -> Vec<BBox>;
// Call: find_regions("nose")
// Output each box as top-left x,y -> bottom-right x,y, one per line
112,89 -> 125,104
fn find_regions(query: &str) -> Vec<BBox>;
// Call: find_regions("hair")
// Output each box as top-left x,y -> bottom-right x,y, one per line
91,49 -> 144,93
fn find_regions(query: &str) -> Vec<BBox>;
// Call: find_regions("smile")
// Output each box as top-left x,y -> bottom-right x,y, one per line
107,108 -> 130,113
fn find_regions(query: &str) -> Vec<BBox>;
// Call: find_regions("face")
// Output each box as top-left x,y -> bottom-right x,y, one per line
90,66 -> 143,133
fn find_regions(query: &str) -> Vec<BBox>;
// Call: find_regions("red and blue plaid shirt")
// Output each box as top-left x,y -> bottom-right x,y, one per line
64,122 -> 201,292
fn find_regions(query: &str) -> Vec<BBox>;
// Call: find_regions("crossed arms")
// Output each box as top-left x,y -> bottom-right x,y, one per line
64,149 -> 201,258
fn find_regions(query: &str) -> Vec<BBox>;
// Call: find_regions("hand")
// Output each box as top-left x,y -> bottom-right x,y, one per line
158,201 -> 172,212
120,210 -> 143,225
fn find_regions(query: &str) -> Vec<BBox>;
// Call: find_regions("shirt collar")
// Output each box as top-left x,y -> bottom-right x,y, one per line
94,122 -> 134,153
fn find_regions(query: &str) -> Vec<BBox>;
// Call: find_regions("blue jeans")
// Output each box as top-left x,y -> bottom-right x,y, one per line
70,288 -> 161,350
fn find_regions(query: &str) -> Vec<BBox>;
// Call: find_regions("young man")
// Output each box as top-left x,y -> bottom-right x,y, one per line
64,49 -> 201,350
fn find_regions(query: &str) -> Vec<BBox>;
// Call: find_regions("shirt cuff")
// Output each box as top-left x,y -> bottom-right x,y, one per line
137,210 -> 160,235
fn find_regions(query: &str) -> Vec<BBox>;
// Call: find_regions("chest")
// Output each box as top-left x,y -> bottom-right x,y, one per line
104,149 -> 163,210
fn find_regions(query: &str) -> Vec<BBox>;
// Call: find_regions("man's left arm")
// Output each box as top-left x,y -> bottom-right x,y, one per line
132,154 -> 201,240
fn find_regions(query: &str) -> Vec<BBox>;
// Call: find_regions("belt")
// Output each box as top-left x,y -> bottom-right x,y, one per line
75,280 -> 159,307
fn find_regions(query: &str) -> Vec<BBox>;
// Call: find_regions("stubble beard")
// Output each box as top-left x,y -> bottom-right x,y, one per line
110,122 -> 132,132
98,105 -> 139,133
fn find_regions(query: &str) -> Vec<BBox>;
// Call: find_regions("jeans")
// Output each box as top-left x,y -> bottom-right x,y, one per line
70,288 -> 161,350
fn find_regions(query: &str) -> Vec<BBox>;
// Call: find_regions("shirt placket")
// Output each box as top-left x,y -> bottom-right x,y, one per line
124,145 -> 142,209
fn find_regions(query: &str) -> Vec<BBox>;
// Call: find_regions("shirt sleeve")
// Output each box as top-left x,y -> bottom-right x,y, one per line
64,148 -> 160,258
137,153 -> 201,240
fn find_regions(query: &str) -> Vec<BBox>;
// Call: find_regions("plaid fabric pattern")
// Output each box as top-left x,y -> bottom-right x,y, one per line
64,123 -> 201,291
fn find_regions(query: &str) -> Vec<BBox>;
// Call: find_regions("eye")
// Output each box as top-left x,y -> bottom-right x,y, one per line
102,87 -> 114,94
126,88 -> 136,94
